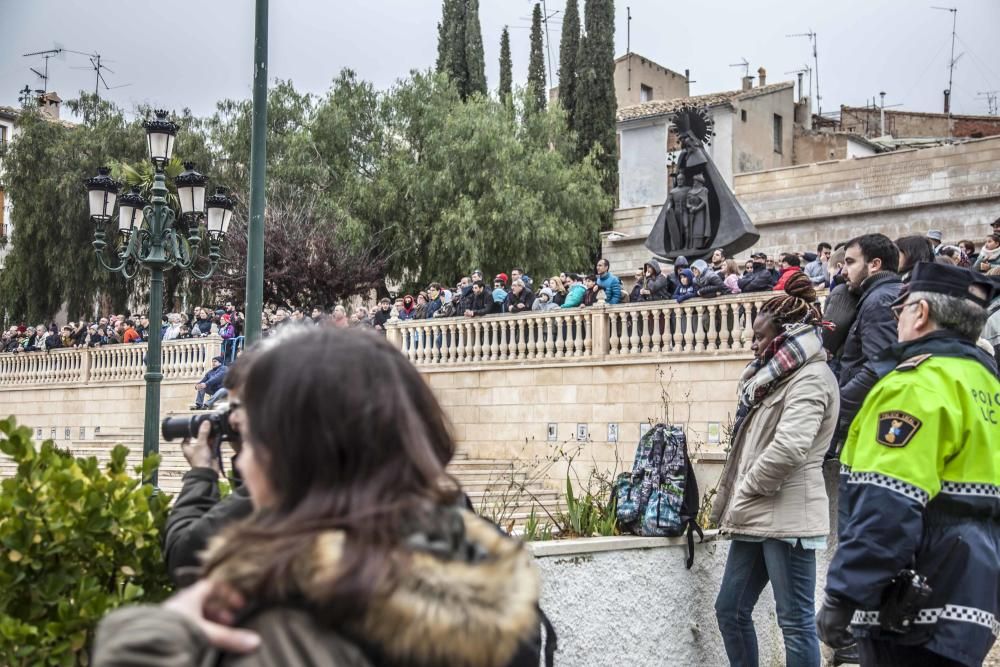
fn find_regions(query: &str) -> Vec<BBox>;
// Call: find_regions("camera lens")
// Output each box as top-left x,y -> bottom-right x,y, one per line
162,414 -> 208,441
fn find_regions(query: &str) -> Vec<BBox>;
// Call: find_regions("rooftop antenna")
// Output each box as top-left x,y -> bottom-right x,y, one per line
729,57 -> 750,79
540,0 -> 555,88
22,47 -> 64,93
18,85 -> 33,106
67,49 -> 130,98
931,6 -> 959,129
978,90 -> 999,116
787,30 -> 820,113
627,6 -> 632,90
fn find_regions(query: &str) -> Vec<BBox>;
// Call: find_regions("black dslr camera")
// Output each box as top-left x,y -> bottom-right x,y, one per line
162,407 -> 241,477
162,407 -> 238,444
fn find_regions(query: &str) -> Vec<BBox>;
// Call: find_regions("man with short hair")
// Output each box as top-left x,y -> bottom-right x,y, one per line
805,242 -> 833,287
818,262 -> 999,667
425,284 -> 444,318
464,281 -> 495,317
595,258 -> 622,305
191,356 -> 228,410
833,233 -> 903,449
738,254 -> 775,293
511,268 -> 532,291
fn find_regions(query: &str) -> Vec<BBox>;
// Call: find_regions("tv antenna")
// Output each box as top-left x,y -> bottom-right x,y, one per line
729,58 -> 750,79
785,65 -> 811,102
931,6 -> 960,123
787,30 -> 821,113
22,47 -> 65,93
978,90 -> 999,116
67,49 -> 131,98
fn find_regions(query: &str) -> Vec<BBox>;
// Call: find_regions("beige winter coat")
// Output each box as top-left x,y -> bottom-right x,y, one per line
710,348 -> 840,539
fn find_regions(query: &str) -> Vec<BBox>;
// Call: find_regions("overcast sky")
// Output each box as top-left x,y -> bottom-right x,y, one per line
2,0 -> 998,121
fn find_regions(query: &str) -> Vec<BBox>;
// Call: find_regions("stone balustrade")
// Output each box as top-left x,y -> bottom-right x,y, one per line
386,291 -> 787,365
0,336 -> 221,387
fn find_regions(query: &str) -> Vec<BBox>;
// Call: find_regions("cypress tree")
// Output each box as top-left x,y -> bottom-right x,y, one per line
574,0 -> 617,220
527,3 -> 547,113
557,0 -> 580,127
499,27 -> 513,103
435,0 -> 471,99
464,0 -> 487,97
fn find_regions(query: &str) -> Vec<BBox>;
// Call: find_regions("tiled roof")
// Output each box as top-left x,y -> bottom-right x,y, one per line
617,81 -> 794,123
0,106 -> 19,120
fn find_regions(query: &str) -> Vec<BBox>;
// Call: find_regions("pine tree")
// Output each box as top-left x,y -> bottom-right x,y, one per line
527,3 -> 547,113
499,27 -> 513,103
557,0 -> 580,127
574,0 -> 617,222
464,0 -> 487,97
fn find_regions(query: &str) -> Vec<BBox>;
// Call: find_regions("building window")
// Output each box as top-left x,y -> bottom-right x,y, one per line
741,109 -> 747,122
640,84 -> 653,102
773,114 -> 783,154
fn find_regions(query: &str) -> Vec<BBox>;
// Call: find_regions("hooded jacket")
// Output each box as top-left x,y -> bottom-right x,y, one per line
773,266 -> 802,291
94,508 -> 546,667
640,260 -> 672,301
673,269 -> 698,302
690,260 -> 727,298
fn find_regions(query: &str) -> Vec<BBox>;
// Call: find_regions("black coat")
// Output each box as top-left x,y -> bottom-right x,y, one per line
506,288 -> 535,313
163,467 -> 253,585
737,266 -> 775,293
695,270 -> 728,297
835,272 -> 903,443
466,290 -> 496,317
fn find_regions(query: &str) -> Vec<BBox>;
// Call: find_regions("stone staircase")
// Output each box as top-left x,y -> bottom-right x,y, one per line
0,416 -> 562,528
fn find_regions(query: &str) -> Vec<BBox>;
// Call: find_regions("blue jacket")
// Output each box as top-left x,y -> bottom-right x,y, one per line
561,284 -> 586,308
199,365 -> 228,395
596,272 -> 622,305
827,335 -> 1000,666
673,270 -> 698,303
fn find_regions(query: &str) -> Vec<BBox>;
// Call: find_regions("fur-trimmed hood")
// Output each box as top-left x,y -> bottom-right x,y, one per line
202,508 -> 542,667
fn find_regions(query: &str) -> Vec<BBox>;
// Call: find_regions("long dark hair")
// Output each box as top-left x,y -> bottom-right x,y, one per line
204,328 -> 459,615
895,235 -> 934,275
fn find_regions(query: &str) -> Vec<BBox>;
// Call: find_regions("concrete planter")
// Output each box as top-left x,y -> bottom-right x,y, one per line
531,532 -> 831,666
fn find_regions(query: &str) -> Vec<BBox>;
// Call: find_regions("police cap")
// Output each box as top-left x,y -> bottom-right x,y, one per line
897,261 -> 995,308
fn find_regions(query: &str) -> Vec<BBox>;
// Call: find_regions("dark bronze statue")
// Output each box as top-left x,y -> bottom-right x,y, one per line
645,106 -> 759,260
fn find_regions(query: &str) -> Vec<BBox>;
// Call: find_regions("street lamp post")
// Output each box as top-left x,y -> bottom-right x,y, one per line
85,110 -> 233,486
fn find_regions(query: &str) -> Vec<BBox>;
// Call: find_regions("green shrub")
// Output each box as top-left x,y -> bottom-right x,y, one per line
0,417 -> 173,666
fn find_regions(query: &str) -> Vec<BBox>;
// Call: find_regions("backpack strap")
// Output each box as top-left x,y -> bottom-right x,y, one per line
684,519 -> 705,569
539,604 -> 557,667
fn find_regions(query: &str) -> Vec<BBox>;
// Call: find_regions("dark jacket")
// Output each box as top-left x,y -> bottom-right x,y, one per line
505,288 -> 535,314
425,297 -> 443,318
582,286 -> 601,307
695,269 -> 728,298
198,364 -> 228,395
467,290 -> 496,317
641,260 -> 672,301
835,271 -> 903,444
162,468 -> 253,585
822,282 -> 861,361
96,508 -> 546,667
628,282 -> 643,303
673,270 -> 698,302
737,264 -> 774,293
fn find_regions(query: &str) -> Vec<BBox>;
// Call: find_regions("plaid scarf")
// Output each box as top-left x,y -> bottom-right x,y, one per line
732,323 -> 825,440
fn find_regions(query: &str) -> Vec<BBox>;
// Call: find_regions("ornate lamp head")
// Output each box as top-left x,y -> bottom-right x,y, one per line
205,187 -> 234,240
85,167 -> 120,223
175,162 -> 207,219
117,188 -> 149,237
143,109 -> 178,167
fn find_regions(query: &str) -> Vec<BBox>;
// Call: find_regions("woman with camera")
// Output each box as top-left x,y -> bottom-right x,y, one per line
95,328 -> 549,667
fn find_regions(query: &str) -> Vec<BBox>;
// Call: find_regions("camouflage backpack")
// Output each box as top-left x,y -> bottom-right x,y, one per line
614,423 -> 704,567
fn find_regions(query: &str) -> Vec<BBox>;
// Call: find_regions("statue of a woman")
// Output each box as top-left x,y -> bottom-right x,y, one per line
685,174 -> 710,250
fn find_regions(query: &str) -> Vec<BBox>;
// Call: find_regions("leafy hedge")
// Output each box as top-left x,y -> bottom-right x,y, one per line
0,417 -> 172,666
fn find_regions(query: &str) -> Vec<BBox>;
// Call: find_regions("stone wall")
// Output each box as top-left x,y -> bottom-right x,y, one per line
840,105 -> 1000,139
614,54 -> 689,108
533,533 -> 832,666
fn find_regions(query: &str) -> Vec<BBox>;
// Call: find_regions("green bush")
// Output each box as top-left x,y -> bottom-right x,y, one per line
0,417 -> 173,666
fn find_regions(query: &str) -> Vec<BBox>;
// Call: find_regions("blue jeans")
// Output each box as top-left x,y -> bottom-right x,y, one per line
195,387 -> 227,408
715,539 -> 820,667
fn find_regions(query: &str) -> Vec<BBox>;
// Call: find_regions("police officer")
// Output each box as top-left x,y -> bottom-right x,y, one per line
816,261 -> 999,666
